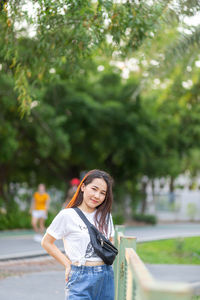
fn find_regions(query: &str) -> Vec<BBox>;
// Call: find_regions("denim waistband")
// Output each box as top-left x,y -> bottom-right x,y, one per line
71,264 -> 112,273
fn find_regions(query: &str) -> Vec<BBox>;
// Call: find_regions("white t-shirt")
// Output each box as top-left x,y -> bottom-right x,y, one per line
46,208 -> 115,265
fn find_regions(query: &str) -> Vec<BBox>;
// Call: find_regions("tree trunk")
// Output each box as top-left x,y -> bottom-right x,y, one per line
141,180 -> 148,214
150,179 -> 156,214
169,176 -> 175,204
0,165 -> 9,207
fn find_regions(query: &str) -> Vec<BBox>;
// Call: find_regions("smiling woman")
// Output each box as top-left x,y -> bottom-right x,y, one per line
41,169 -> 115,300
81,178 -> 107,208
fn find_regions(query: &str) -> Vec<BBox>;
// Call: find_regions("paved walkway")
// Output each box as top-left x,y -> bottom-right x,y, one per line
125,223 -> 200,242
0,230 -> 63,260
0,270 -> 65,300
0,223 -> 200,260
146,264 -> 200,284
147,264 -> 200,295
0,223 -> 199,299
0,264 -> 200,300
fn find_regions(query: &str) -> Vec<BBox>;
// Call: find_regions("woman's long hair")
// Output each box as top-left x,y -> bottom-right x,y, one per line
66,169 -> 113,235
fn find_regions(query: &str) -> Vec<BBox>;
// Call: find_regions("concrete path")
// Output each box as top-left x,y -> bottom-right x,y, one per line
146,264 -> 200,283
0,223 -> 200,260
0,264 -> 200,300
146,264 -> 200,295
0,270 -> 65,300
0,224 -> 199,299
125,223 -> 200,242
0,230 -> 63,260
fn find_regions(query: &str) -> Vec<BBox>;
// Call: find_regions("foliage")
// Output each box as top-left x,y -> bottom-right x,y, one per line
0,210 -> 31,230
137,237 -> 200,264
0,196 -> 32,230
0,0 -> 168,115
1,0 -> 200,217
133,213 -> 157,225
113,214 -> 125,225
0,64 -> 161,204
0,205 -> 56,230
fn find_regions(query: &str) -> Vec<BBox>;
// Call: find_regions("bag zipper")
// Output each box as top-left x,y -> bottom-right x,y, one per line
100,239 -> 117,252
104,241 -> 117,251
100,237 -> 104,247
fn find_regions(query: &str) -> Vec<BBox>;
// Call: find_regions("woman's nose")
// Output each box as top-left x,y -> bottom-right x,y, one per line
94,191 -> 100,199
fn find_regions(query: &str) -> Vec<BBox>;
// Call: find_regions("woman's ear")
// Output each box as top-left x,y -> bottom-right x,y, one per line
80,183 -> 85,192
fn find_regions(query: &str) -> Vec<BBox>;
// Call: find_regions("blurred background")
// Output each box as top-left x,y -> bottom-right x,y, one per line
1,1 -> 200,299
1,0 -> 200,230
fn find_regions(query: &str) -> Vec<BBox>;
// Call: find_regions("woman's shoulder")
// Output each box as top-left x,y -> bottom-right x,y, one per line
57,207 -> 77,217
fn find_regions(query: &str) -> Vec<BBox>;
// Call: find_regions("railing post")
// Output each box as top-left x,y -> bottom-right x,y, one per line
114,225 -> 125,293
114,230 -> 136,300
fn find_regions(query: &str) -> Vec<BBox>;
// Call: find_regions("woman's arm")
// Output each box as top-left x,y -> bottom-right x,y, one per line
41,233 -> 71,280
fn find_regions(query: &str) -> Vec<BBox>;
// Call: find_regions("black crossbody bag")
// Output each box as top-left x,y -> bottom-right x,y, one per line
73,207 -> 118,265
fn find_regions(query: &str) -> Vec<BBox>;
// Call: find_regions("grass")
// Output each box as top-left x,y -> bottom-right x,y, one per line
136,236 -> 200,264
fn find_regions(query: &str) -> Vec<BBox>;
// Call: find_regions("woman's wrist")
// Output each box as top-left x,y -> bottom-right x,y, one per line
65,261 -> 72,269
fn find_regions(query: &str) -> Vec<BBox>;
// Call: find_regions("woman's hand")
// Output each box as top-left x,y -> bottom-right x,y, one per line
65,264 -> 71,282
41,233 -> 72,272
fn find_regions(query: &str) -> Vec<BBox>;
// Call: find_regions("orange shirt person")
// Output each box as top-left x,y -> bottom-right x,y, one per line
30,184 -> 50,242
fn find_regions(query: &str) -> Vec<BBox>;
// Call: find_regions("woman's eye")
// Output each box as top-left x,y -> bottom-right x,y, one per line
92,187 -> 96,191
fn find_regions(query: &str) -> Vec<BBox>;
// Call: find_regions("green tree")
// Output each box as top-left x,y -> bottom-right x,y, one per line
0,0 -> 169,114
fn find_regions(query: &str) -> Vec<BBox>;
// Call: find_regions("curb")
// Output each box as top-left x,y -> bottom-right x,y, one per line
0,248 -> 65,262
135,233 -> 200,243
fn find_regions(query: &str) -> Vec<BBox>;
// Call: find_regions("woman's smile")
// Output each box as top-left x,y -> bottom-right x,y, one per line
90,198 -> 99,204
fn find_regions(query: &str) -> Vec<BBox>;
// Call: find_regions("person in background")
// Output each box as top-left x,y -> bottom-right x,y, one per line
30,183 -> 50,242
62,178 -> 80,208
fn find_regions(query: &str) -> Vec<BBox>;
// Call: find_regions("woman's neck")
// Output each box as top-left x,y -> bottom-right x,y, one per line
78,203 -> 95,214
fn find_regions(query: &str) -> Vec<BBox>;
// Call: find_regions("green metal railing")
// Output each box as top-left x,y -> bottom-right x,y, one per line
114,225 -> 193,300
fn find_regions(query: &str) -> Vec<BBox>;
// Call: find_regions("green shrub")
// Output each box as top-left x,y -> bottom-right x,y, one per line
0,201 -> 57,230
133,213 -> 157,225
0,210 -> 32,230
113,214 -> 125,225
0,213 -> 9,230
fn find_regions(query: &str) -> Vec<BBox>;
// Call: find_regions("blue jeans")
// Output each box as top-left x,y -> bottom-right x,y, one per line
65,264 -> 115,300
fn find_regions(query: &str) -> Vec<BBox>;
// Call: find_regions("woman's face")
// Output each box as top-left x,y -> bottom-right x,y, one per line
38,184 -> 45,193
81,178 -> 107,210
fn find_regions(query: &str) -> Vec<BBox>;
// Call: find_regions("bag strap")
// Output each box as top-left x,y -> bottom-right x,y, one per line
73,207 -> 111,238
73,207 -> 93,231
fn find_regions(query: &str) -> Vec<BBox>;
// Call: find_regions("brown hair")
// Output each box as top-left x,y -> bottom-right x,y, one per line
66,169 -> 113,235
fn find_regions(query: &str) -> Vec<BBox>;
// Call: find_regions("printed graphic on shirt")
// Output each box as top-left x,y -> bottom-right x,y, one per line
85,241 -> 98,258
79,224 -> 88,231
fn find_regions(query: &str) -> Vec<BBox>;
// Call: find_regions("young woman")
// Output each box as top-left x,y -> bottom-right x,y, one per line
30,183 -> 50,242
41,169 -> 115,300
